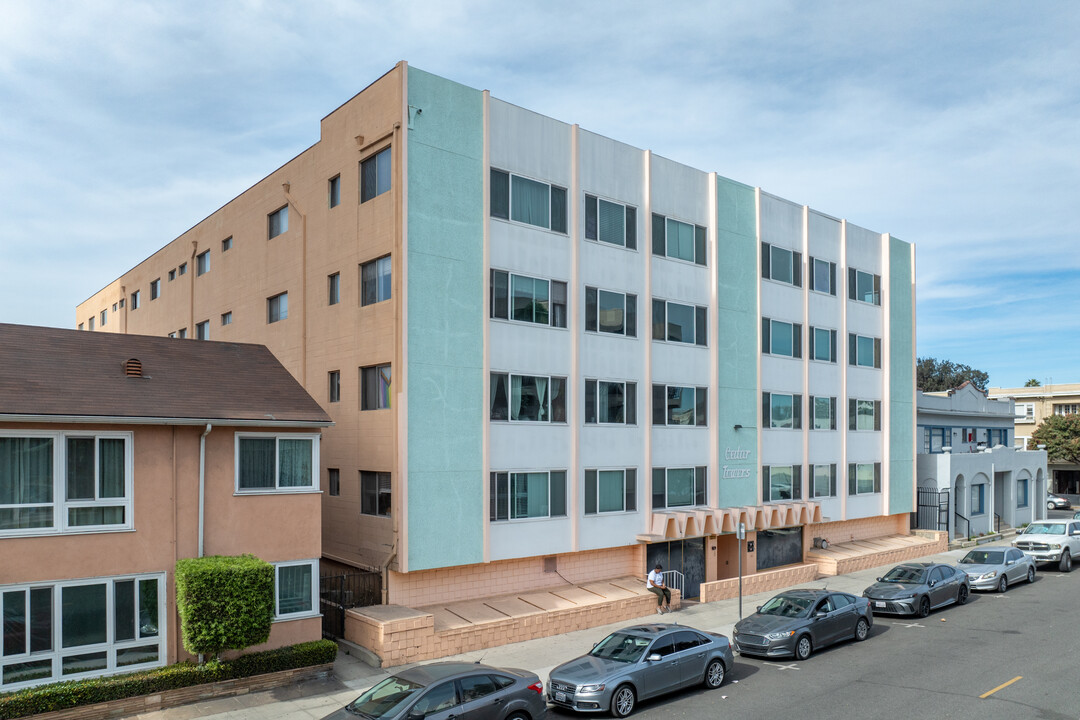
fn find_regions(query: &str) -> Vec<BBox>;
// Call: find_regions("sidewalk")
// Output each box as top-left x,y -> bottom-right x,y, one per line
129,547 -> 967,720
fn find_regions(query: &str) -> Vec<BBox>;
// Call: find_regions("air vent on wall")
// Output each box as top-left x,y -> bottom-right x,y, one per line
123,358 -> 143,377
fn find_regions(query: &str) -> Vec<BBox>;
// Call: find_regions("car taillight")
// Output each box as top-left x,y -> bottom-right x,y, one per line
527,681 -> 543,695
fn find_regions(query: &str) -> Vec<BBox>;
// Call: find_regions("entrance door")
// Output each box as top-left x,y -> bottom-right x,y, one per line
647,539 -> 706,599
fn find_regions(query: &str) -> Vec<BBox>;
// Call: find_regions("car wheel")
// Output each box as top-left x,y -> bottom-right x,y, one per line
957,585 -> 969,605
1048,501 -> 1055,511
917,596 -> 931,618
997,575 -> 1008,593
506,714 -> 528,720
854,617 -> 870,641
1060,552 -> 1072,573
611,684 -> 636,718
1027,566 -> 1036,584
794,635 -> 812,661
703,658 -> 726,688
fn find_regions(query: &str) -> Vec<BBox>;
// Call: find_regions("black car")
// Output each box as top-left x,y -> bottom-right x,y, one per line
862,562 -> 969,617
732,589 -> 873,661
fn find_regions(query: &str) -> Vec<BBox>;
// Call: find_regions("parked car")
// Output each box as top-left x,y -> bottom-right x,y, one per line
1047,494 -> 1071,511
1012,519 -> 1080,572
322,662 -> 545,720
731,589 -> 872,661
1071,510 -> 1080,520
958,546 -> 1036,591
862,562 -> 969,617
547,622 -> 733,717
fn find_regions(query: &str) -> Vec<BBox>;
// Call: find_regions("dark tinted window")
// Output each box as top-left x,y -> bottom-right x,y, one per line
672,630 -> 701,653
1007,549 -> 1023,562
491,674 -> 515,689
650,636 -> 676,657
831,593 -> 853,608
412,682 -> 458,715
929,567 -> 946,583
459,675 -> 499,702
814,597 -> 833,613
939,566 -> 955,578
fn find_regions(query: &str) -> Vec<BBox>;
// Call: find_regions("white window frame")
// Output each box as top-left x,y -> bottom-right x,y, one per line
584,194 -> 637,249
149,279 -> 160,301
221,311 -> 232,326
222,236 -> 233,252
489,470 -> 568,521
809,326 -> 837,363
490,168 -> 568,234
652,213 -> 707,266
585,379 -> 637,425
762,317 -> 802,358
583,468 -> 637,515
361,255 -> 392,307
233,432 -> 320,495
810,464 -> 837,498
810,395 -> 837,431
195,320 -> 209,341
764,392 -> 801,430
585,286 -> 636,337
272,559 -> 319,620
848,267 -> 881,306
360,470 -> 391,517
848,333 -> 881,368
130,290 -> 140,310
809,256 -> 836,296
762,464 -> 800,503
328,272 -> 341,306
196,250 -> 210,277
268,205 -> 289,239
489,372 -> 567,424
267,292 -> 288,323
761,242 -> 801,286
1015,403 -> 1034,423
652,298 -> 708,346
651,466 -> 707,509
847,462 -> 881,495
490,269 -> 567,328
100,309 -> 107,327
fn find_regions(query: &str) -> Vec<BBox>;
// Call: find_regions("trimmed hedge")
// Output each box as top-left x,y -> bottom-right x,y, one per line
0,639 -> 337,719
175,555 -> 274,657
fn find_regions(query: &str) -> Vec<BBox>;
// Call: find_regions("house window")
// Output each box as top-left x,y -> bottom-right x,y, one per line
118,299 -> 124,309
585,195 -> 636,249
761,243 -> 801,286
987,428 -> 1009,447
1015,403 -> 1034,422
585,287 -> 635,336
584,469 -> 637,514
328,273 -> 340,306
361,147 -> 391,203
130,291 -> 140,310
651,467 -> 707,509
970,483 -> 985,515
361,256 -> 392,306
178,262 -> 187,276
235,434 -> 318,492
490,270 -> 567,328
762,318 -> 802,358
1054,404 -> 1080,416
848,399 -> 882,431
267,292 -> 288,323
585,380 -> 636,425
112,303 -> 118,313
100,309 -> 107,327
923,426 -> 948,453
196,250 -> 210,276
168,269 -> 176,281
150,279 -> 160,301
848,333 -> 882,368
78,323 -> 83,331
763,392 -> 802,430
810,396 -> 837,430
88,317 -> 95,331
490,373 -> 566,423
328,175 -> 341,208
490,169 -> 567,233
222,236 -> 232,252
652,385 -> 707,426
328,371 -> 340,403
328,468 -> 339,497
177,328 -> 187,339
1017,478 -> 1029,508
809,327 -> 837,362
221,311 -> 232,326
809,257 -> 837,295
268,205 -> 289,239
489,470 -> 567,521
360,471 -> 391,516
168,332 -> 175,338
848,268 -> 881,305
273,560 -> 318,618
360,364 -> 392,410
652,300 -> 707,346
847,462 -> 882,495
809,464 -> 837,499
651,213 -> 706,265
762,465 -> 801,502
195,321 -> 209,341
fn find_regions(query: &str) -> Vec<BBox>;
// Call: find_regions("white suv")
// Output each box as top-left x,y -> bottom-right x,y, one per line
1012,520 -> 1080,572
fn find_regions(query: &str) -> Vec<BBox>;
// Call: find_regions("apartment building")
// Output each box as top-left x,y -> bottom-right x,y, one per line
989,383 -> 1080,495
77,62 -> 916,606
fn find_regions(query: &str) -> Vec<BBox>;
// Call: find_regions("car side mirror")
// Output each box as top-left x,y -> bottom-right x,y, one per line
408,712 -> 426,720
646,653 -> 662,662
876,577 -> 883,582
755,606 -> 762,612
928,580 -> 936,588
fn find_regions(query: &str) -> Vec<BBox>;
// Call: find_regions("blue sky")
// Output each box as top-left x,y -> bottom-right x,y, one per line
1,1 -> 1077,388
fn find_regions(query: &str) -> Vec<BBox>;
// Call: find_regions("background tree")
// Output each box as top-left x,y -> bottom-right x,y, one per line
1024,378 -> 1041,387
916,357 -> 989,392
1028,414 -> 1080,463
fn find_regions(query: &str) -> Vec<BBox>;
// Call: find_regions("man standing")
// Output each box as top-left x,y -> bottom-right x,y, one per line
647,562 -> 672,614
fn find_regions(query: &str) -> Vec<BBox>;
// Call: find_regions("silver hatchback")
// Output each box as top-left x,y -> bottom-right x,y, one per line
958,546 -> 1036,591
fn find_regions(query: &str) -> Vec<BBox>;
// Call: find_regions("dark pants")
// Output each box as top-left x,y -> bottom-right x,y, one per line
649,585 -> 671,606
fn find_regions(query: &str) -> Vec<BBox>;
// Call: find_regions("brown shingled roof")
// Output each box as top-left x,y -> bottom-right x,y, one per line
0,324 -> 332,425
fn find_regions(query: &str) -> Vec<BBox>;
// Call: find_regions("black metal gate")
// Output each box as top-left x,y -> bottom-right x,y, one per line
912,488 -> 949,532
320,571 -> 381,639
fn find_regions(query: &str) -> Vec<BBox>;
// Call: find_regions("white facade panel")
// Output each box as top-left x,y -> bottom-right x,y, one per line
807,211 -> 841,260
489,323 -> 571,377
761,357 -> 803,393
847,493 -> 884,518
489,99 -> 572,188
490,517 -> 573,560
649,156 -> 709,226
489,424 -> 572,471
760,281 -> 804,321
578,130 -> 646,210
650,428 -> 710,468
579,514 -> 646,551
844,223 -> 882,273
759,193 -> 802,249
652,344 -> 710,385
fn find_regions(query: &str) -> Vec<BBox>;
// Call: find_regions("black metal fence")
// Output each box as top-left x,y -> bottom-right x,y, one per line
320,570 -> 381,640
912,488 -> 950,532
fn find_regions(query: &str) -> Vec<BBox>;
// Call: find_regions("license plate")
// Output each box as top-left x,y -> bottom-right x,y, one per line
555,691 -> 566,702
874,601 -> 885,608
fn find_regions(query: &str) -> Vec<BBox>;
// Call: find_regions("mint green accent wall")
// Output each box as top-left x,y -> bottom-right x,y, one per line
715,176 -> 759,508
406,67 -> 485,570
888,236 -> 915,514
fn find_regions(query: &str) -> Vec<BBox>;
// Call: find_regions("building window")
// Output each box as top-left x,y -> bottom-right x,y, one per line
118,299 -> 124,309
987,428 -> 1009,447
490,270 -> 567,328
1015,403 -> 1034,422
810,257 -> 837,295
360,364 -> 392,410
970,483 -> 985,515
490,373 -> 566,423
150,279 -> 160,301
585,287 -> 635,336
168,269 -> 176,281
328,273 -> 340,306
848,333 -> 882,368
112,303 -> 118,313
652,385 -> 707,426
651,467 -> 707,509
809,327 -> 837,363
848,399 -> 882,431
761,243 -> 801,286
1017,478 -> 1029,508
584,469 -> 637,514
178,262 -> 187,276
923,426 -> 948,453
268,205 -> 289,239
762,465 -> 801,502
78,323 -> 84,331
177,328 -> 187,339
328,175 -> 341,208
328,468 -> 339,497
100,309 -> 107,327
235,434 -> 318,492
328,371 -> 340,403
652,213 -> 706,265
195,321 -> 209,341
847,463 -> 882,495
585,380 -> 636,425
88,317 -> 95,331
652,300 -> 707,346
0,432 -> 134,537
1054,404 -> 1080,416
762,318 -> 802,358
273,560 -> 318,618
130,291 -> 140,310
221,311 -> 232,326
763,392 -> 802,429
585,195 -> 636,249
810,395 -> 837,430
489,471 -> 567,521
809,464 -> 837,499
848,268 -> 881,305
168,332 -> 176,338
267,292 -> 288,323
361,147 -> 391,203
360,471 -> 391,516
361,256 -> 392,306
196,250 -> 210,277
490,169 -> 567,233
222,236 -> 232,252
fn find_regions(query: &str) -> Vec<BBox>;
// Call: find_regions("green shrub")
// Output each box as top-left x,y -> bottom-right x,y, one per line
175,555 -> 274,658
0,639 -> 337,718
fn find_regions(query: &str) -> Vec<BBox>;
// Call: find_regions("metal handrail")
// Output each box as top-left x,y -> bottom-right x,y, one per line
661,570 -> 685,599
955,512 -> 970,539
994,512 -> 1003,534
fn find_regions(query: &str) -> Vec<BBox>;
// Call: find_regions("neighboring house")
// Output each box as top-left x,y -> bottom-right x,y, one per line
988,383 -> 1080,495
916,383 -> 1047,539
0,323 -> 331,692
75,62 -> 916,607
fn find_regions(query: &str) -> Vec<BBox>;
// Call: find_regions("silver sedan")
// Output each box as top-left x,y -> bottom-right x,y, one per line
958,546 -> 1036,592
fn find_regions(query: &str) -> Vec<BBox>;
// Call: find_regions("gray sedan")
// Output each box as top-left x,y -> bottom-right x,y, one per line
958,546 -> 1036,591
547,622 -> 733,717
862,562 -> 969,617
731,589 -> 872,661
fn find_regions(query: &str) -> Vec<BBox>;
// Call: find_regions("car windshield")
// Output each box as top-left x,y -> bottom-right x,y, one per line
757,595 -> 812,618
880,566 -> 926,583
960,550 -> 1004,565
1025,523 -> 1065,535
589,631 -> 652,663
346,676 -> 425,718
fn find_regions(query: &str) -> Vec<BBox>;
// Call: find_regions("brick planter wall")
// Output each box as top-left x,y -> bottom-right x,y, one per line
698,563 -> 820,603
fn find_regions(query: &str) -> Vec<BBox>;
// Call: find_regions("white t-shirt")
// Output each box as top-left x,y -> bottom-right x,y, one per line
647,569 -> 665,589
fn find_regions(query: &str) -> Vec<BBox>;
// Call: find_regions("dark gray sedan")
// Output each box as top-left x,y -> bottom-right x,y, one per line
547,623 -> 733,717
862,562 -> 969,617
731,589 -> 872,661
322,662 -> 546,720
